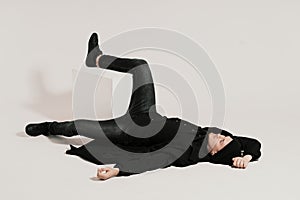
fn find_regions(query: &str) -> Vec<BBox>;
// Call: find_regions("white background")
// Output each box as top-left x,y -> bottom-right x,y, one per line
1,0 -> 299,199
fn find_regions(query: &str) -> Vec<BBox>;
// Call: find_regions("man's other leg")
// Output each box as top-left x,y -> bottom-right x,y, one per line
98,55 -> 157,116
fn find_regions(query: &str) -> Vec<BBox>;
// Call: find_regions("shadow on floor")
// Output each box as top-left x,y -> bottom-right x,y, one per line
16,131 -> 29,138
23,69 -> 73,121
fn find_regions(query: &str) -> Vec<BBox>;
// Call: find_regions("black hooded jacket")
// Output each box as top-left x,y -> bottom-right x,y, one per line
65,116 -> 262,177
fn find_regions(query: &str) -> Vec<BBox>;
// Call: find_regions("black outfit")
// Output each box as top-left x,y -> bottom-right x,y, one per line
48,55 -> 262,176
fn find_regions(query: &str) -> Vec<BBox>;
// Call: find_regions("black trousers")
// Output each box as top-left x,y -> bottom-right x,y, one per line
49,55 -> 172,148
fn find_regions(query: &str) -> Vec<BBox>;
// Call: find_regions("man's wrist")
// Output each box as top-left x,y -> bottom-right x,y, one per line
243,155 -> 252,162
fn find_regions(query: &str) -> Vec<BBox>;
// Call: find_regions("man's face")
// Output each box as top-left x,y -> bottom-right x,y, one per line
207,133 -> 233,155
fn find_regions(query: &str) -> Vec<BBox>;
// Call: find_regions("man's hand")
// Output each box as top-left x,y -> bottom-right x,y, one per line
96,167 -> 120,180
232,155 -> 252,169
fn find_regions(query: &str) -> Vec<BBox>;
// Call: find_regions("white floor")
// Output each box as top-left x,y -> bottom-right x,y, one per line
1,1 -> 299,200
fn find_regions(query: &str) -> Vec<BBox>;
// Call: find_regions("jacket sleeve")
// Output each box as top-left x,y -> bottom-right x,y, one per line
114,167 -> 138,177
113,152 -> 174,177
235,136 -> 262,161
114,148 -> 184,177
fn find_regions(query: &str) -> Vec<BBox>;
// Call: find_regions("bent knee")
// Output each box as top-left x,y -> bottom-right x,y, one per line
134,58 -> 148,66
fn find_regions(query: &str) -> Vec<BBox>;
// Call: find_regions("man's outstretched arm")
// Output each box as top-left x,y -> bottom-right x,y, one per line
231,136 -> 262,168
96,166 -> 141,180
96,150 -> 179,180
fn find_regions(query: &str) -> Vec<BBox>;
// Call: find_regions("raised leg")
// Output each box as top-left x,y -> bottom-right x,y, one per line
98,55 -> 157,117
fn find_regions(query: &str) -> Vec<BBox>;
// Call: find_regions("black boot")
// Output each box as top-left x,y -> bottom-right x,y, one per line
25,122 -> 51,137
85,32 -> 103,67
